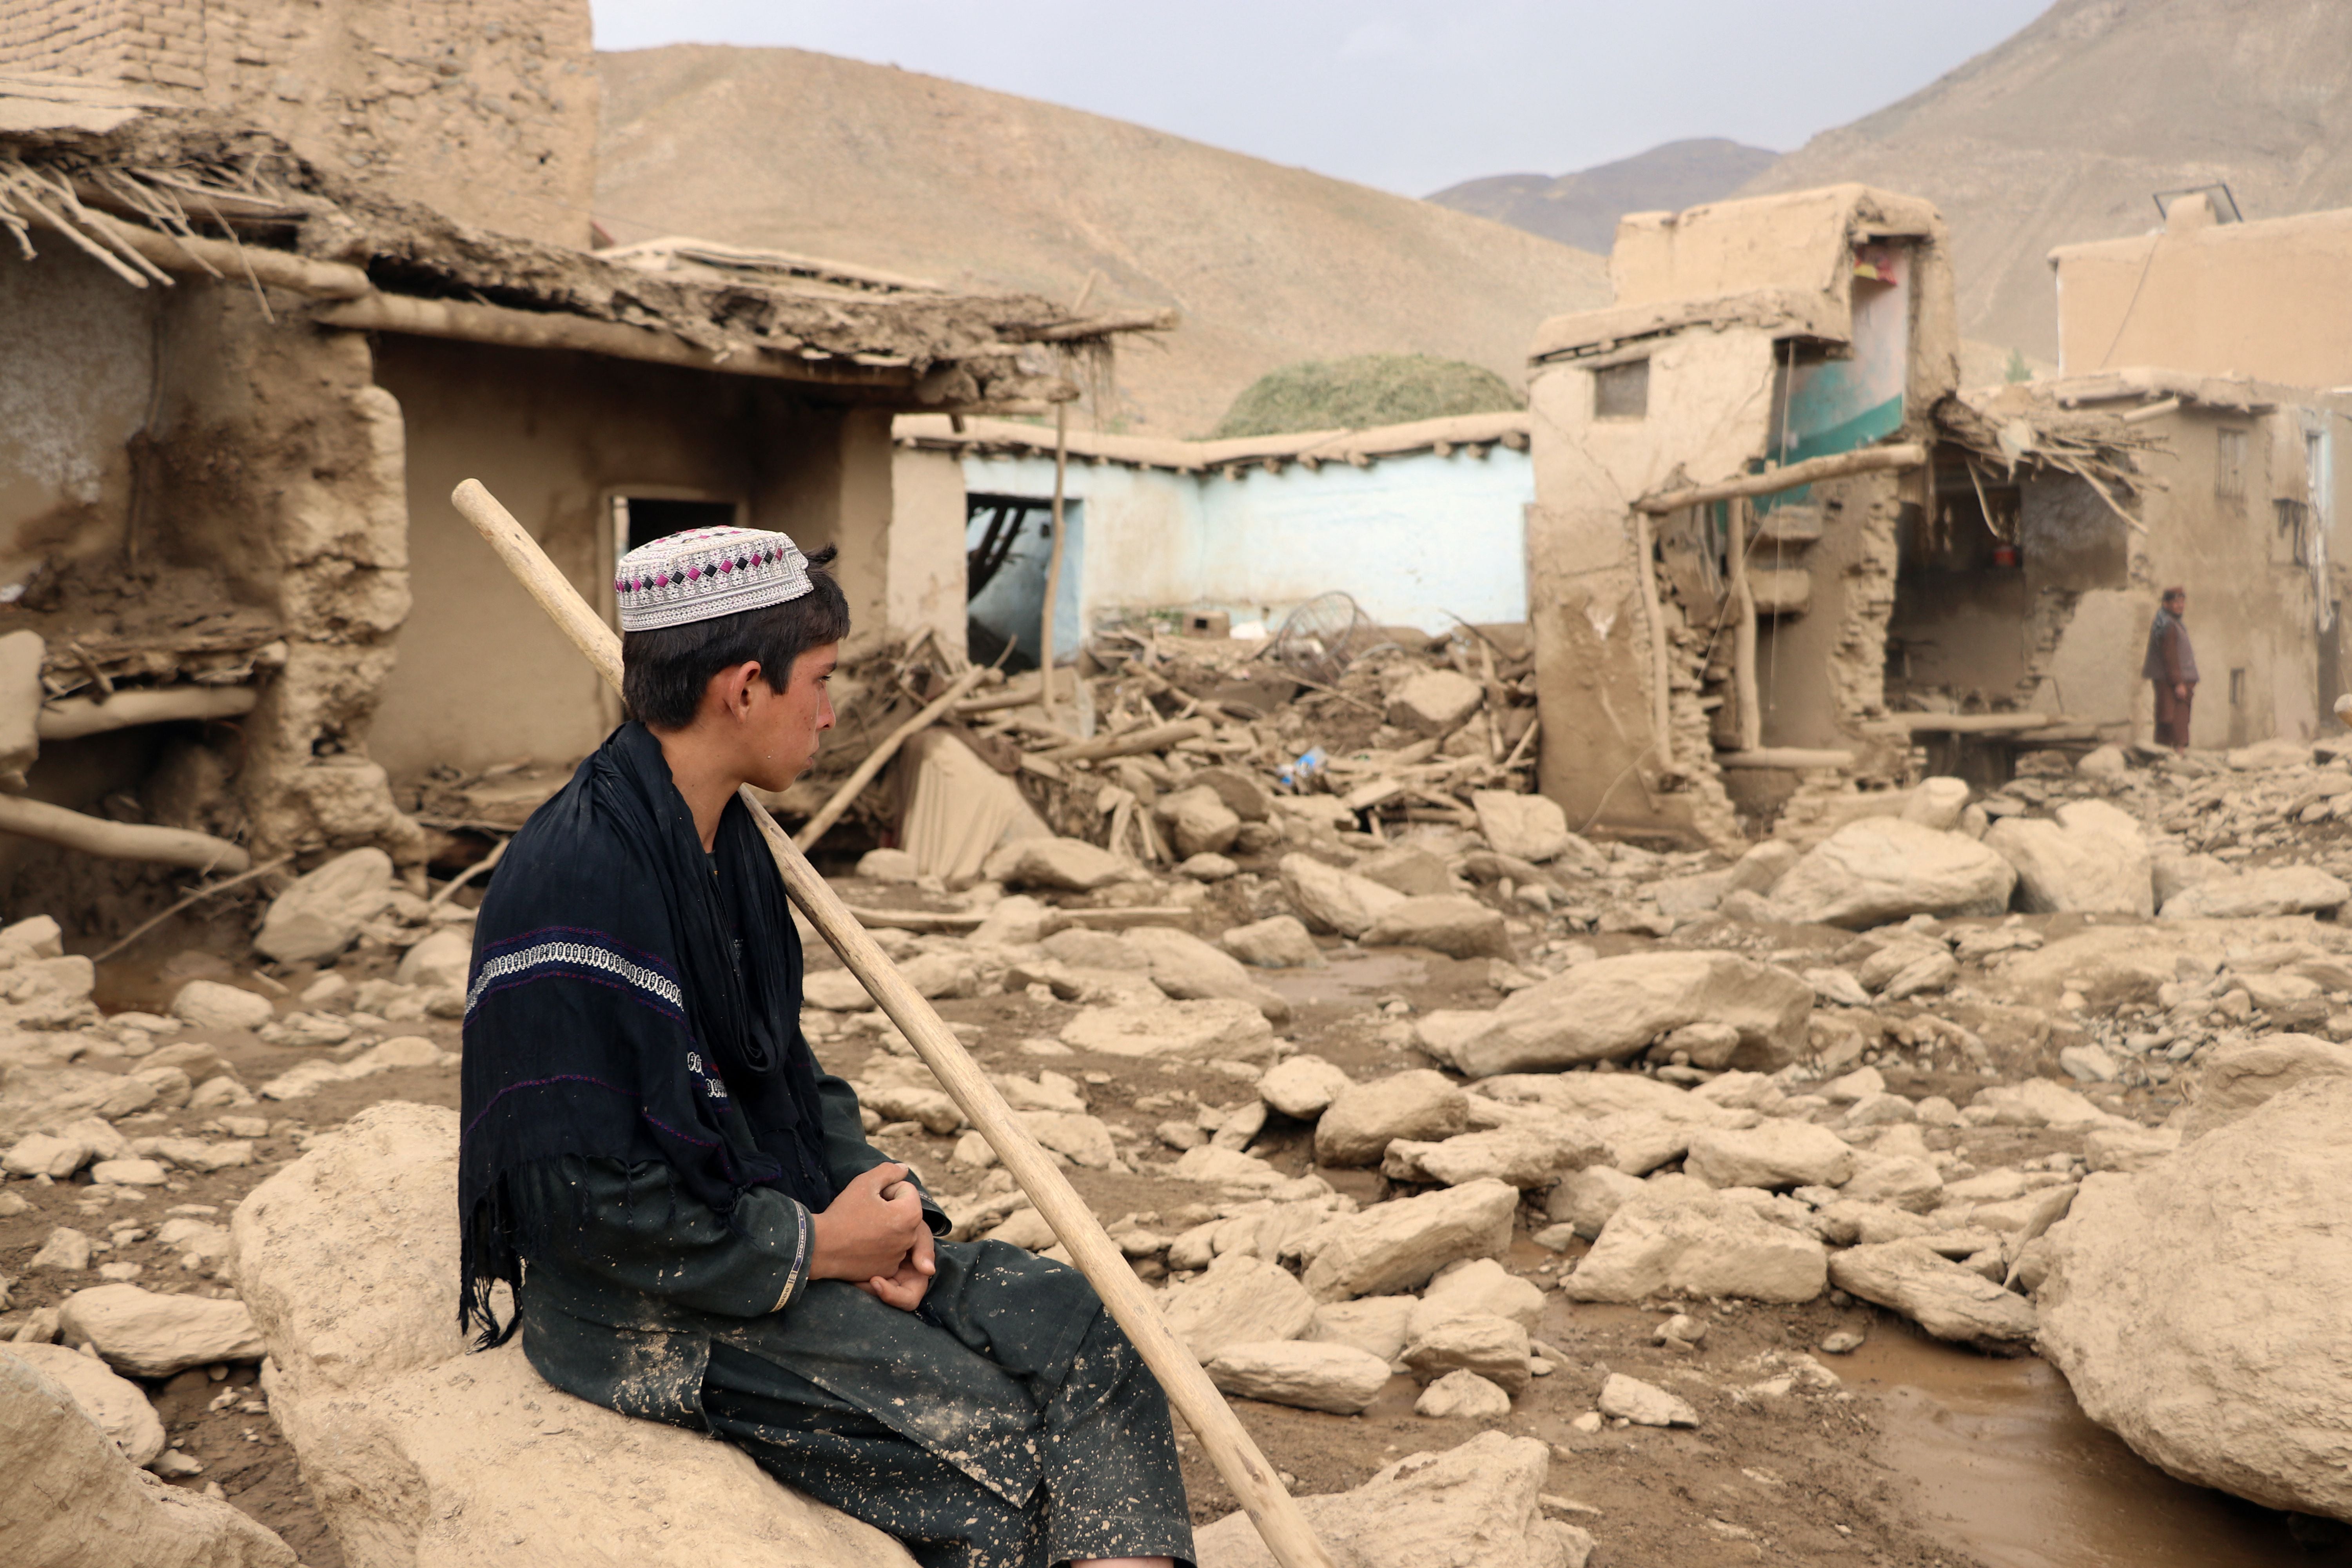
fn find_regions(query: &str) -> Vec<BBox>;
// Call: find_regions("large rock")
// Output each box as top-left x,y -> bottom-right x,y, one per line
1123,925 -> 1289,1023
1161,1254 -> 1318,1361
1769,818 -> 2018,928
1414,1369 -> 1514,1420
395,928 -> 472,993
59,1285 -> 265,1378
1984,801 -> 2153,916
1684,1123 -> 1857,1190
1454,952 -> 1811,1078
983,836 -> 1131,892
1469,791 -> 1574,865
1155,786 -> 1243,858
2161,865 -> 2352,920
1387,669 -> 1485,735
230,1102 -> 920,1568
1409,1258 -> 1546,1336
1302,1180 -> 1517,1301
1278,853 -> 1407,938
1221,915 -> 1323,969
1315,1070 -> 1467,1167
1361,897 -> 1511,960
171,980 -> 274,1032
0,1340 -> 166,1466
254,847 -> 396,962
1564,1192 -> 1828,1304
1828,1241 -> 2036,1348
1258,1054 -> 1352,1119
0,1351 -> 296,1567
1207,1341 -> 1392,1415
2180,1034 -> 2352,1139
1401,1313 -> 1530,1395
2038,1078 -> 2352,1521
1597,1373 -> 1697,1428
1382,1123 -> 1609,1189
1308,1297 -> 1419,1363
1192,1430 -> 1591,1568
1059,998 -> 1278,1063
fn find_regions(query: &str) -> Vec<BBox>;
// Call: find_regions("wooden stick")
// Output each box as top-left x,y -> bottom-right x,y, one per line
1631,509 -> 1674,771
1040,403 -> 1070,714
38,685 -> 257,741
428,835 -> 508,909
1730,498 -> 1762,753
0,793 -> 249,873
795,665 -> 987,852
1031,717 -> 1209,764
92,854 -> 293,963
448,479 -> 1338,1568
1634,442 -> 1927,514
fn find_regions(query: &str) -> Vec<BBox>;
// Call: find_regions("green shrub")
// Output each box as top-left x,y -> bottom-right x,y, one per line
1210,354 -> 1519,439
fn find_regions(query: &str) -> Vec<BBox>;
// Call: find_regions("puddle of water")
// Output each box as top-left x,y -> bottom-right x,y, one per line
1265,948 -> 1428,1007
1848,1319 -> 2350,1568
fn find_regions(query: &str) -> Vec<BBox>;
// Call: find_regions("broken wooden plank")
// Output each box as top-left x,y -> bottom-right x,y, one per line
1635,443 -> 1928,514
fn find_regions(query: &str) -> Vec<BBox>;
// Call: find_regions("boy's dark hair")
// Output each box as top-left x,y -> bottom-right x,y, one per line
2162,586 -> 2186,606
622,544 -> 849,729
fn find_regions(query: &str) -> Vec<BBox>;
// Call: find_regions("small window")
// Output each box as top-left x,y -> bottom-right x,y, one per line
2230,668 -> 2247,708
1594,359 -> 1650,420
2216,428 -> 2248,499
614,494 -> 741,554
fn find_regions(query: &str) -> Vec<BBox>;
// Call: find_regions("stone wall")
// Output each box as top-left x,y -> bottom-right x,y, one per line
0,0 -> 599,246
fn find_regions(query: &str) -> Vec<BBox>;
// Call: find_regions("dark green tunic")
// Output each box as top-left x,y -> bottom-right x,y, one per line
507,1079 -> 1195,1568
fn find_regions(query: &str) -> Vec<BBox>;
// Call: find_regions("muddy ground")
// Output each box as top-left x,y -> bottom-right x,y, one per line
2,878 -> 2340,1568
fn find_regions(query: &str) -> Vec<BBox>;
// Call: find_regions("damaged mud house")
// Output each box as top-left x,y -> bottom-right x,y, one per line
13,2 -> 2352,1568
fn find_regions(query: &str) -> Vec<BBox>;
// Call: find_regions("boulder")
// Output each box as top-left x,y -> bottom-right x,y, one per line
1968,1078 -> 2114,1129
1308,1296 -> 1418,1363
254,847 -> 396,962
1769,818 -> 2018,928
1207,1340 -> 1392,1415
1828,1241 -> 2036,1348
1314,1070 -> 1468,1167
1413,1369 -> 1514,1421
1382,1123 -> 1609,1189
1597,1373 -> 1697,1428
984,837 -> 1131,893
4,1129 -> 92,1178
1900,777 -> 1972,831
1564,1192 -> 1828,1304
59,1285 -> 265,1377
1387,669 -> 1484,735
1401,1313 -> 1530,1395
2180,1034 -> 2352,1139
230,1102 -> 920,1568
854,848 -> 920,882
1469,791 -> 1573,865
31,1224 -> 93,1271
1172,1145 -> 1292,1193
1301,1180 -> 1517,1302
1059,999 -> 1277,1064
1258,1054 -> 1352,1120
1683,1123 -> 1857,1191
1278,854 -> 1405,938
1475,1071 -> 1737,1126
1984,801 -> 2153,916
1354,845 -> 1455,898
1839,1154 -> 1944,1212
1016,1110 -> 1116,1169
395,928 -> 472,994
2038,1078 -> 2352,1521
1221,915 -> 1323,969
0,1350 -> 296,1567
1,1340 -> 166,1466
1191,1430 -> 1590,1568
1361,897 -> 1512,960
1155,786 -> 1243,858
1161,1254 -> 1317,1361
2161,866 -> 2352,920
1408,1258 -> 1544,1339
1544,1165 -> 1649,1240
1123,926 -> 1289,1023
1452,952 -> 1811,1077
170,980 -> 274,1032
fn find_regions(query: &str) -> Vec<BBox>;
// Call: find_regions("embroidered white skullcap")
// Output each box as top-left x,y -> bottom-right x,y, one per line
614,526 -> 812,632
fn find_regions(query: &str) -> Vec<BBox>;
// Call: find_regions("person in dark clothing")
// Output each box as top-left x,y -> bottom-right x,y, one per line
2143,586 -> 2200,753
458,524 -> 1191,1568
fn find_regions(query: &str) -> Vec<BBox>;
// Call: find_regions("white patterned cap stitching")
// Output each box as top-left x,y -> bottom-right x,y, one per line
614,526 -> 813,632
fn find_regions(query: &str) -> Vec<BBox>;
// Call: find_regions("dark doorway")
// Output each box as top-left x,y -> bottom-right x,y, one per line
618,495 -> 740,554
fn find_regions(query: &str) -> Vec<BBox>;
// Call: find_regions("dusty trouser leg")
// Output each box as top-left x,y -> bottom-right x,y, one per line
701,1339 -> 1042,1568
1032,1309 -> 1194,1568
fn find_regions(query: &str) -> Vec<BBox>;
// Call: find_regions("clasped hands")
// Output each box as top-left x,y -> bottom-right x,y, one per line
808,1161 -> 935,1310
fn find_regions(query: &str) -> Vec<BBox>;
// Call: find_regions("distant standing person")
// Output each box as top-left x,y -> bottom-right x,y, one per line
2144,586 -> 2198,753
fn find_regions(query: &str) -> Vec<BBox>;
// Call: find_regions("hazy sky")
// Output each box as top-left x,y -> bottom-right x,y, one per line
590,1 -> 2053,197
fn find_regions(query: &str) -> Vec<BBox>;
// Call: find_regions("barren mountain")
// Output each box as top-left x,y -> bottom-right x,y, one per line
1426,138 -> 1778,254
594,46 -> 1609,436
1737,0 -> 2352,363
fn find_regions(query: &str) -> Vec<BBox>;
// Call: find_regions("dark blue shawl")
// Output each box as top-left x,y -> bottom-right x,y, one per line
457,720 -> 835,1344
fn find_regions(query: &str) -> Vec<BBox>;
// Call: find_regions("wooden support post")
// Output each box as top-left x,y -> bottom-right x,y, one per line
1631,509 -> 1673,772
1634,442 -> 1927,514
1730,498 -> 1762,753
1039,404 -> 1070,714
448,479 -> 1338,1568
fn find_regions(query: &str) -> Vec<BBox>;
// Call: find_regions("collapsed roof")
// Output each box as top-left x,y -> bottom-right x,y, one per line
0,71 -> 1171,410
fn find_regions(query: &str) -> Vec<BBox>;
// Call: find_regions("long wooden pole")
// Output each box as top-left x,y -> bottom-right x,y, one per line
1729,497 -> 1762,753
1634,441 -> 1926,514
449,479 -> 1337,1568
